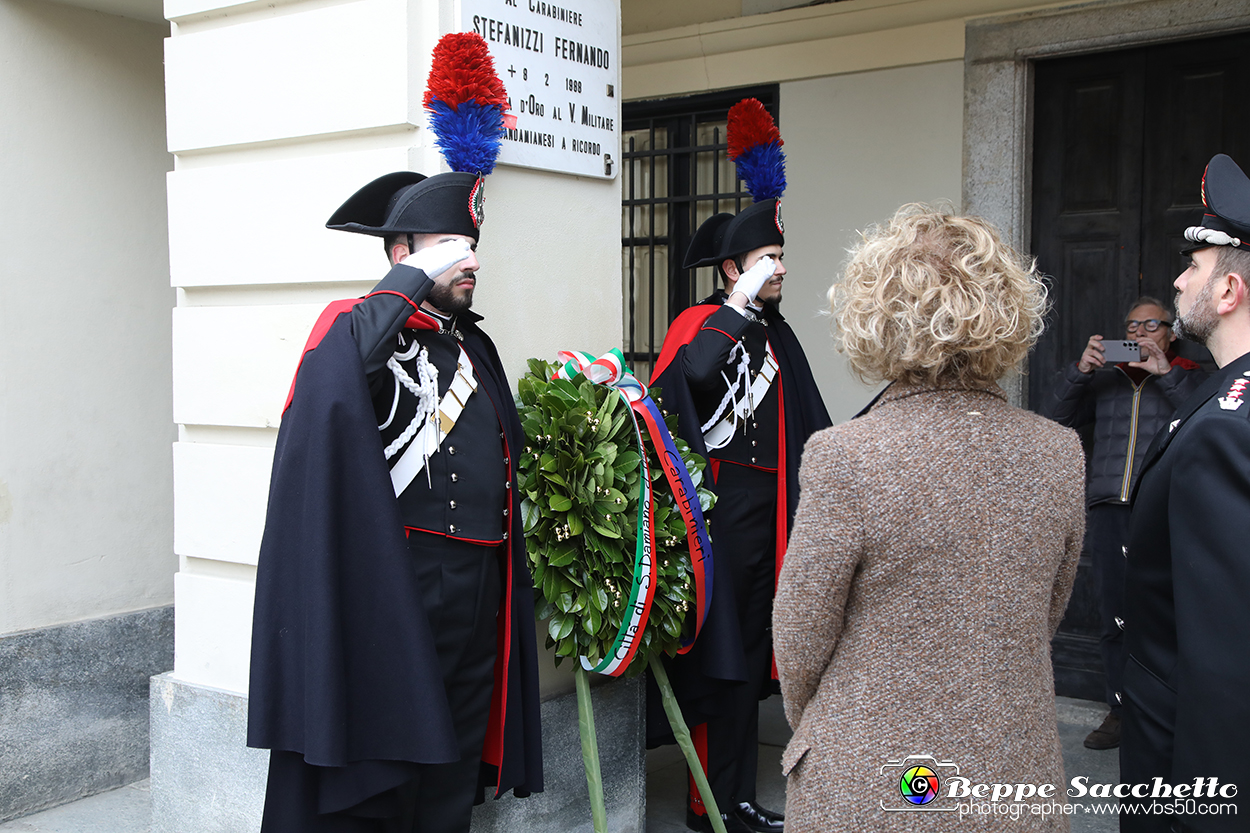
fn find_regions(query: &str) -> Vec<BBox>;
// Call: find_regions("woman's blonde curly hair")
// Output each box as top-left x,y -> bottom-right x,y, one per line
830,204 -> 1049,387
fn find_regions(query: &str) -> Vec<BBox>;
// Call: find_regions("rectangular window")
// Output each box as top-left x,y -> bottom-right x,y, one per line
621,86 -> 780,380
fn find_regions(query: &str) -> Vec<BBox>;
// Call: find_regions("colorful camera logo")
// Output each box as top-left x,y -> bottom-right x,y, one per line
900,765 -> 940,805
880,754 -> 959,812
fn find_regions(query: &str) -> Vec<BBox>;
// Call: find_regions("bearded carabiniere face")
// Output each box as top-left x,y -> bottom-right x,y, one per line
1174,248 -> 1220,346
417,233 -> 479,314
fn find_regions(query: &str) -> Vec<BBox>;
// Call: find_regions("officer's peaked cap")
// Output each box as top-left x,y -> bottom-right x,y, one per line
1183,154 -> 1250,254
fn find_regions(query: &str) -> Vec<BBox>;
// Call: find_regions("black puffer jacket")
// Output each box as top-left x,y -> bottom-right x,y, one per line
1043,358 -> 1205,506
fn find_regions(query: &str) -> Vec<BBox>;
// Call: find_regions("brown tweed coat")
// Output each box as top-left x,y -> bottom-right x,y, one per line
774,383 -> 1085,831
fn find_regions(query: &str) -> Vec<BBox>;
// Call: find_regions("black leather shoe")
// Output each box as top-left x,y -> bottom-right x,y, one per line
686,807 -> 755,833
1083,711 -> 1121,750
735,801 -> 784,832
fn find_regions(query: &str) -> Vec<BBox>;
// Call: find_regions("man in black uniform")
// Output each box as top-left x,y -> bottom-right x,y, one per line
248,171 -> 542,833
1120,153 -> 1250,832
651,196 -> 831,833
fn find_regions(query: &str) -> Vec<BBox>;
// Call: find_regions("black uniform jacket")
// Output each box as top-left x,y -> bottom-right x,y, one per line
646,292 -> 831,733
247,268 -> 542,800
1120,349 -> 1250,831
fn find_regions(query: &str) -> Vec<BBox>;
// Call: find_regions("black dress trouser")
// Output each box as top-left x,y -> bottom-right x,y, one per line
689,462 -> 778,813
260,533 -> 501,833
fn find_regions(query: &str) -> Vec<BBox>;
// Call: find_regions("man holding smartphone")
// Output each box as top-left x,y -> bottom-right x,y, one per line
1042,297 -> 1204,750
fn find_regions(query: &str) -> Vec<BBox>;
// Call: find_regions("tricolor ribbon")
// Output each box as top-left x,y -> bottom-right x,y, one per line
553,349 -> 713,675
555,349 -> 646,401
632,397 -> 713,654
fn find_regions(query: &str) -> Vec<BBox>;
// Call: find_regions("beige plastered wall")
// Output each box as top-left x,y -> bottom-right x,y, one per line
780,63 -> 965,423
0,0 -> 175,635
622,0 -> 1075,421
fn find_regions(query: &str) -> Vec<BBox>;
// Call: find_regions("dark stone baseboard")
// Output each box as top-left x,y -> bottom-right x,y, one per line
0,606 -> 174,823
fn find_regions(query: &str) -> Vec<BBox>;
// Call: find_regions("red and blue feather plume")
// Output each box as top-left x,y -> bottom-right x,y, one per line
423,33 -> 509,175
727,98 -> 786,202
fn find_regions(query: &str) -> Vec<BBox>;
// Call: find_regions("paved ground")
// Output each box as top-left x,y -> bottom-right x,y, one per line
0,782 -> 152,833
2,697 -> 1120,832
645,696 -> 1120,833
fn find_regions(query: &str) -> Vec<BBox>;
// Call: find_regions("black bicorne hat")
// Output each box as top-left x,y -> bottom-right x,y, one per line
1182,154 -> 1250,254
683,200 -> 785,270
683,213 -> 733,269
720,198 -> 784,260
326,171 -> 485,241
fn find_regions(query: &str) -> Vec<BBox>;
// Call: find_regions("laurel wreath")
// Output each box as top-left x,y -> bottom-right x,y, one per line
516,358 -> 716,677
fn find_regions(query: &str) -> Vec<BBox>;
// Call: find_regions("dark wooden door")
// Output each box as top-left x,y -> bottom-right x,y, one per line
1140,35 -> 1250,299
1031,32 -> 1250,701
1031,49 -> 1145,412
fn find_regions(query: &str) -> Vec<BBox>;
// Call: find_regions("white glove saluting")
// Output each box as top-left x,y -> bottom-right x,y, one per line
732,255 -> 776,304
401,238 -> 472,280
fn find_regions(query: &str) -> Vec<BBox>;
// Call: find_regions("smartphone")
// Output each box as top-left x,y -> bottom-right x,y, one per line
1102,340 -> 1141,363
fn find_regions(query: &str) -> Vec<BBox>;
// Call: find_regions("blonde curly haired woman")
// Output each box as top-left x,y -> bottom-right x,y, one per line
773,206 -> 1086,831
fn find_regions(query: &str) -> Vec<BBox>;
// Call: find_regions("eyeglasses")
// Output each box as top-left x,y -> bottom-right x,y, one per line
1125,319 -> 1172,333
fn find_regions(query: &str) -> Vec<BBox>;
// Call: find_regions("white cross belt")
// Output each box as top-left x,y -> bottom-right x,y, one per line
389,345 -> 478,497
702,342 -> 778,450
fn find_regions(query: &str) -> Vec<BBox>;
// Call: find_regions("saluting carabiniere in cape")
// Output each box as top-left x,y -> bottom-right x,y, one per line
649,98 -> 832,833
246,33 -> 542,833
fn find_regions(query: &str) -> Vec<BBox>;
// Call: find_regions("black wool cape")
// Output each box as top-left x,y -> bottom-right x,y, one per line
247,302 -> 543,800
